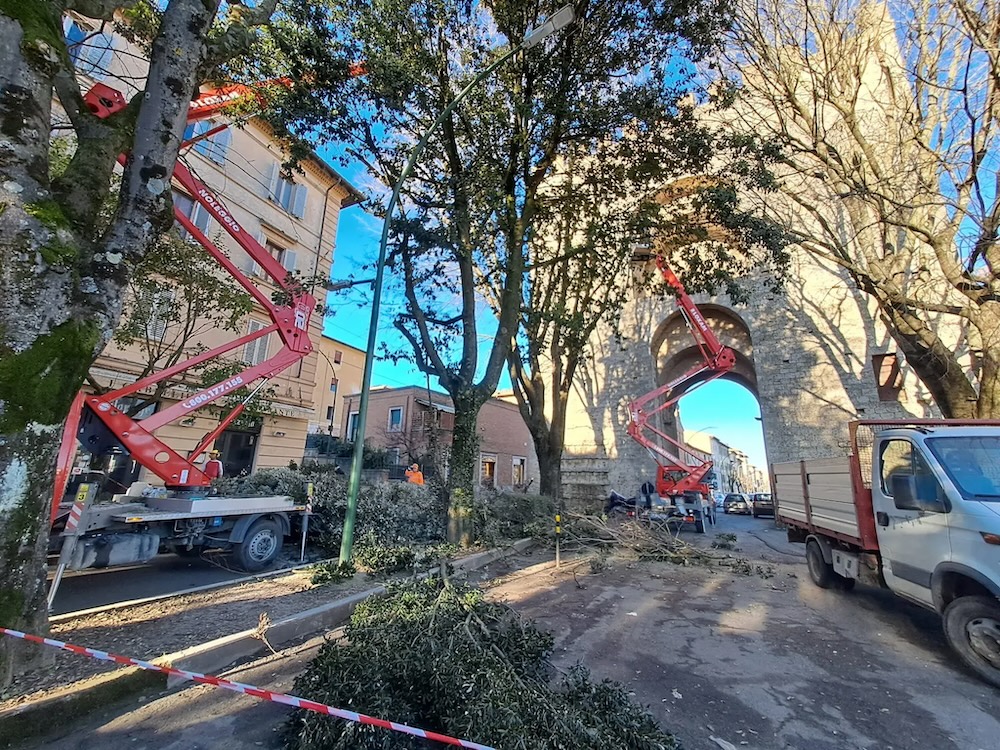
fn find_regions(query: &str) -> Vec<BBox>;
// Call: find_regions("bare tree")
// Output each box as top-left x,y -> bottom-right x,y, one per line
719,0 -> 1000,416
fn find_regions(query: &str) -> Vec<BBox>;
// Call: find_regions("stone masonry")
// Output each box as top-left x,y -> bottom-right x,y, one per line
560,249 -> 955,505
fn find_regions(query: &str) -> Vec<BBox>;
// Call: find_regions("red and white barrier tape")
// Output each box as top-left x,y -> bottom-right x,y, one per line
0,627 -> 495,750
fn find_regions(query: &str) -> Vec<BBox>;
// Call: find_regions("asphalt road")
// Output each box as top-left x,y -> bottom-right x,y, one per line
33,513 -> 1000,750
48,552 -> 272,615
500,513 -> 999,750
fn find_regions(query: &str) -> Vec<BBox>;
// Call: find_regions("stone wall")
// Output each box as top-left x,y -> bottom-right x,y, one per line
561,250 -> 948,499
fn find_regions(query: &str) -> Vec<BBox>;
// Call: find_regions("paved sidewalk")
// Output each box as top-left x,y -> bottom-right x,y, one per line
31,636 -> 325,750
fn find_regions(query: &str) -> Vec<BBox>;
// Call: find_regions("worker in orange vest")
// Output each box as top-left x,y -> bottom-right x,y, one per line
405,463 -> 424,485
203,449 -> 224,480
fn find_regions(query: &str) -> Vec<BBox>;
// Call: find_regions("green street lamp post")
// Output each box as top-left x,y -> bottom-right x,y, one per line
339,6 -> 575,564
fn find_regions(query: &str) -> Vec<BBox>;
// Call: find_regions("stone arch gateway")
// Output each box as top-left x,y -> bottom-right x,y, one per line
557,254 -> 946,505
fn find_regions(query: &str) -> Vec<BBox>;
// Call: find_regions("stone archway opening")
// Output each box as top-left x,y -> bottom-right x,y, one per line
647,305 -> 769,490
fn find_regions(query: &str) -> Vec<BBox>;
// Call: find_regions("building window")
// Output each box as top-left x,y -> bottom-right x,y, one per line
872,353 -> 904,402
183,120 -> 231,164
173,191 -> 213,239
65,21 -> 114,80
480,454 -> 497,488
265,164 -> 308,218
114,396 -> 157,420
242,319 -> 270,365
330,377 -> 338,393
334,350 -> 343,364
348,411 -> 360,441
512,456 -> 526,487
325,405 -> 335,421
388,407 -> 403,432
143,288 -> 175,342
266,239 -> 298,275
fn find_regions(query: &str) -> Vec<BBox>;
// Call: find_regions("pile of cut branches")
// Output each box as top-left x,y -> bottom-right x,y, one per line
285,577 -> 678,749
561,515 -> 773,578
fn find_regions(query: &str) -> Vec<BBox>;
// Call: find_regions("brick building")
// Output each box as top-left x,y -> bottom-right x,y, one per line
341,386 -> 539,489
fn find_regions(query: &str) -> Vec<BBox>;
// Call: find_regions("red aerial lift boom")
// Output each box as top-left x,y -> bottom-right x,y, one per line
51,81 -> 322,519
626,256 -> 737,498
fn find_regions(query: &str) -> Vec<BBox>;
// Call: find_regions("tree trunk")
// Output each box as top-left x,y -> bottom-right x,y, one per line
445,389 -> 483,545
0,0 -> 218,685
874,296 -> 979,419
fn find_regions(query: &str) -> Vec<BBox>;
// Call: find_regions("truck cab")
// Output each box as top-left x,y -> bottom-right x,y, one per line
872,427 -> 1000,612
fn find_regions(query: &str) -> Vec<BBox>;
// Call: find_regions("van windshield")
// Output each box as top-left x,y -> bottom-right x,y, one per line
926,436 -> 1000,500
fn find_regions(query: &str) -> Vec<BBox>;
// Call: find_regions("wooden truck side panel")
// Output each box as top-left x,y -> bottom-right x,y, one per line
775,457 -> 867,547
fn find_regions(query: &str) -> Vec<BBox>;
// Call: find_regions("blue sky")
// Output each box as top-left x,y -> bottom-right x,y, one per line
322,160 -> 768,469
678,380 -> 767,468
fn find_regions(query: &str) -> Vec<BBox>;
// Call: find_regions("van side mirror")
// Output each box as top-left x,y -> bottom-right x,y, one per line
890,473 -> 945,513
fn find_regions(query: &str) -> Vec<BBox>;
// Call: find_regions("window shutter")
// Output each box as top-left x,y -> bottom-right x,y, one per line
243,320 -> 270,365
282,249 -> 298,273
264,162 -> 279,201
292,184 -> 308,218
144,288 -> 175,342
191,121 -> 212,155
192,202 -> 212,234
248,230 -> 266,277
210,128 -> 231,164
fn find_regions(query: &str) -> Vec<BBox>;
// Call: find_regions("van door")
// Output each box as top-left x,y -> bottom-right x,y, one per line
872,438 -> 951,607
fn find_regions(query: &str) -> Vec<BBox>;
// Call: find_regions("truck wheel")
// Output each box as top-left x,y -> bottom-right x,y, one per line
806,539 -> 835,589
695,514 -> 706,534
943,596 -> 1000,688
233,518 -> 283,572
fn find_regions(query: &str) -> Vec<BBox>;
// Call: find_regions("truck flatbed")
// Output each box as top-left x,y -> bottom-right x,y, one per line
111,495 -> 306,523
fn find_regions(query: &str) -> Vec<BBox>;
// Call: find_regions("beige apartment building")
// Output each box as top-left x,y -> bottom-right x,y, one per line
62,13 -> 362,483
310,336 -> 366,438
341,386 -> 540,489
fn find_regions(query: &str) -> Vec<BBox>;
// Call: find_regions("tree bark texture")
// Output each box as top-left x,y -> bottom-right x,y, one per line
0,0 -> 218,684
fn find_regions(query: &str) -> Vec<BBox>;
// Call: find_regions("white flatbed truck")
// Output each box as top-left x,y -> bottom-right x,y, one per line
773,419 -> 1000,688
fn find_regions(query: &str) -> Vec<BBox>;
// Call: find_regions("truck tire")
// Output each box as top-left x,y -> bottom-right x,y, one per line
695,513 -> 706,534
232,517 -> 283,572
943,596 -> 1000,688
806,539 -> 836,589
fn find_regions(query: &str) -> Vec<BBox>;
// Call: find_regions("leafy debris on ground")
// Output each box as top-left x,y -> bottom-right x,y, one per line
285,577 -> 679,750
561,516 -> 774,578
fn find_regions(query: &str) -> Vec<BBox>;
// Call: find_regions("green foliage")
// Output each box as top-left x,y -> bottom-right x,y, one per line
711,532 -> 738,550
310,560 -> 356,585
214,467 -> 553,555
285,578 -> 678,750
213,467 -> 447,551
470,490 -> 555,547
352,531 -> 417,576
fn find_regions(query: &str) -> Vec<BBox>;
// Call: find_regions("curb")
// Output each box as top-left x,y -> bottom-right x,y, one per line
0,538 -> 535,747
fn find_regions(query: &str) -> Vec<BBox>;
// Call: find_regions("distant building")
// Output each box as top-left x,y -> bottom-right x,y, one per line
310,336 -> 365,438
341,385 -> 540,489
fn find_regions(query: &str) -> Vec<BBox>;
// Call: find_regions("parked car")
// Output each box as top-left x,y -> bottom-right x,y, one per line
751,492 -> 774,518
723,492 -> 750,514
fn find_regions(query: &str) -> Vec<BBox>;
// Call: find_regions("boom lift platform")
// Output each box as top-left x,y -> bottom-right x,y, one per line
626,256 -> 737,528
47,80 -> 323,592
